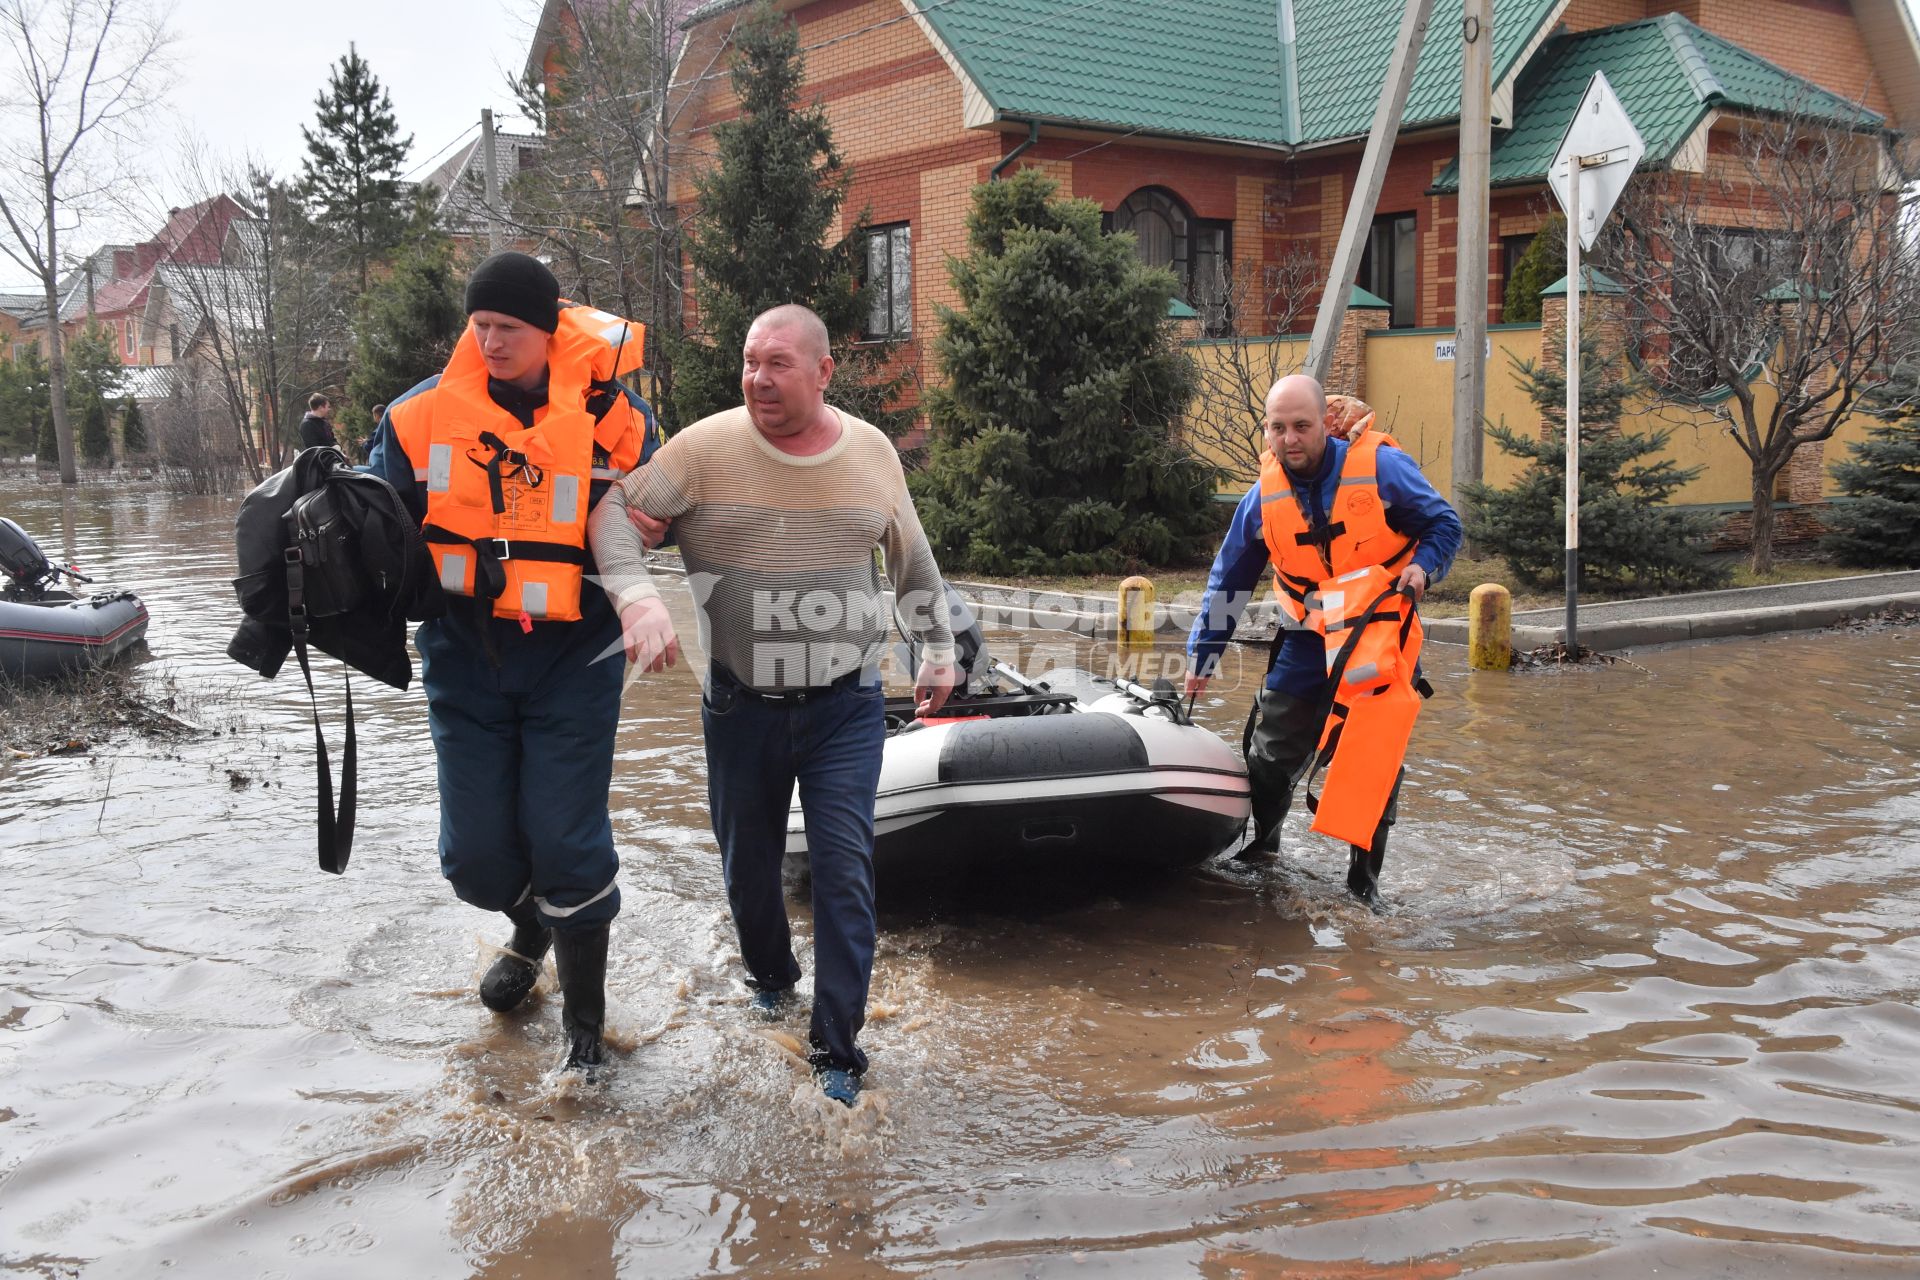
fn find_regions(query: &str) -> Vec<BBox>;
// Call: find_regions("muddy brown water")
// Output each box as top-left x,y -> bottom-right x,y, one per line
2,476 -> 1918,1278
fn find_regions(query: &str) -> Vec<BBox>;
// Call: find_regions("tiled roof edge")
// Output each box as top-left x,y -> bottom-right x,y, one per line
1657,12 -> 1726,106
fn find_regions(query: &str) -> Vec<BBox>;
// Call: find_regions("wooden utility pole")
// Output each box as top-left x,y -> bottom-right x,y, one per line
1451,0 -> 1492,503
1306,0 -> 1433,384
481,108 -> 504,254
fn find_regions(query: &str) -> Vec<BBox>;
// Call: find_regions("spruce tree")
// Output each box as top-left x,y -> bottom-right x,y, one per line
908,168 -> 1220,575
299,44 -> 413,294
343,216 -> 464,440
1822,374 -> 1920,567
36,409 -> 56,468
120,396 -> 147,454
671,1 -> 905,433
0,345 -> 48,454
62,322 -> 125,410
79,396 -> 112,464
1464,338 -> 1728,591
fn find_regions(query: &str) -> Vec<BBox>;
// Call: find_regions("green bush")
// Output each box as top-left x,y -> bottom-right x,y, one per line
80,397 -> 112,464
120,397 -> 147,454
908,168 -> 1221,575
1464,339 -> 1728,591
1501,214 -> 1564,324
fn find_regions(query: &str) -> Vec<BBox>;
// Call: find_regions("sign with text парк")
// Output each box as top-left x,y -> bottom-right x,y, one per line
1548,70 -> 1645,250
1435,336 -> 1492,362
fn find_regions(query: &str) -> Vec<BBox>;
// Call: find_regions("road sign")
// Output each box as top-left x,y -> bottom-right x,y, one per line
1548,70 -> 1644,250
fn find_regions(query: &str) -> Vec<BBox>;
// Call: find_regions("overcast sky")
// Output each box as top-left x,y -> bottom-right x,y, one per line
1,0 -> 544,289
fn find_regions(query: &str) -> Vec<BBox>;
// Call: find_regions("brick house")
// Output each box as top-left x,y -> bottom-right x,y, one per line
46,196 -> 252,367
664,0 -> 1917,433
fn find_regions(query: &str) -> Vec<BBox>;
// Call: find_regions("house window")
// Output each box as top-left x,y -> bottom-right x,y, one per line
122,317 -> 135,357
1109,187 -> 1234,336
1357,211 -> 1417,328
864,223 -> 911,340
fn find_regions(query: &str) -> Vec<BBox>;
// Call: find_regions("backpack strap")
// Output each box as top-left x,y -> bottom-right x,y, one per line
284,514 -> 357,875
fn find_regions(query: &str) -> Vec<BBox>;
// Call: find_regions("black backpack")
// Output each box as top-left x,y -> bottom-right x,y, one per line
229,446 -> 446,873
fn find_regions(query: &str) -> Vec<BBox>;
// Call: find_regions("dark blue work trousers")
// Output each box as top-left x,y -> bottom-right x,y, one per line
701,665 -> 885,1075
417,616 -> 625,930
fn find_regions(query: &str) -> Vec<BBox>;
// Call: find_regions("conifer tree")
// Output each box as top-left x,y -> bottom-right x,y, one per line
671,1 -> 905,432
120,396 -> 147,454
909,168 -> 1219,575
299,45 -> 413,294
35,409 -> 56,468
0,345 -> 49,454
1501,213 -> 1564,324
343,213 -> 464,440
1821,374 -> 1920,567
1464,337 -> 1727,591
79,396 -> 111,464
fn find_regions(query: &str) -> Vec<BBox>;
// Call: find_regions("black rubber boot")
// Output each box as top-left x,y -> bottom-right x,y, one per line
1345,767 -> 1403,907
1238,688 -> 1323,859
553,922 -> 610,1083
479,900 -> 552,1013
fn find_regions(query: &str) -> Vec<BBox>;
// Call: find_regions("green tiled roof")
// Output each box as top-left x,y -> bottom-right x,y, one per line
1431,14 -> 1883,191
911,0 -> 1566,148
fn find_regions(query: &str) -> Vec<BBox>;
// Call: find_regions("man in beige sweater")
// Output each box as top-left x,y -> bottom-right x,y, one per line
589,304 -> 956,1106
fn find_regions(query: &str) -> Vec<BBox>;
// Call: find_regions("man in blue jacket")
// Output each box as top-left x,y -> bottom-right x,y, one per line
1186,374 -> 1461,903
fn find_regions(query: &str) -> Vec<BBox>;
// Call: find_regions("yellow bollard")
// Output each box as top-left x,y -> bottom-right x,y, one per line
1468,583 -> 1512,671
1117,575 -> 1156,648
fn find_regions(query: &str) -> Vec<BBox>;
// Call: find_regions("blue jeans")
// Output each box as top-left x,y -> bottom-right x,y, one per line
701,665 -> 885,1074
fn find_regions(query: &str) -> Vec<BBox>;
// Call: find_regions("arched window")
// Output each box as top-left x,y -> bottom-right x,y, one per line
1110,187 -> 1232,335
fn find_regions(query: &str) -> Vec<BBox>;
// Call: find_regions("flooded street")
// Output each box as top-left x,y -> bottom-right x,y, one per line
3,476 -> 1918,1278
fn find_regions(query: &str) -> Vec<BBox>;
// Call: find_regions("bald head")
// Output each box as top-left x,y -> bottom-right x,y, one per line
748,304 -> 831,362
1262,372 -> 1332,476
1266,373 -> 1327,420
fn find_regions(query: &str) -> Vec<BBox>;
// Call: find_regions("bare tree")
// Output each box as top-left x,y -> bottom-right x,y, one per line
1610,104 -> 1920,572
0,0 -> 170,485
506,0 -> 731,416
1181,250 -> 1320,481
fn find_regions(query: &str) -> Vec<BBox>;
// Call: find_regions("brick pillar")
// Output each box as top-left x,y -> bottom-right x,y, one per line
1537,277 -> 1625,439
1785,437 -> 1827,503
1329,304 -> 1390,399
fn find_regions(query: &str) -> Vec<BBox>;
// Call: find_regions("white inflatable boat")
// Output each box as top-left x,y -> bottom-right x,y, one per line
785,658 -> 1252,889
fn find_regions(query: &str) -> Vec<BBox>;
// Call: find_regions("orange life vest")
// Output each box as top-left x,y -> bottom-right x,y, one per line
1303,564 -> 1426,847
1258,432 -> 1427,846
1259,430 -> 1417,627
393,304 -> 647,625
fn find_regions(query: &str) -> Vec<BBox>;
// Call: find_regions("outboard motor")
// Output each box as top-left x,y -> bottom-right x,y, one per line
894,579 -> 989,693
0,517 -> 55,598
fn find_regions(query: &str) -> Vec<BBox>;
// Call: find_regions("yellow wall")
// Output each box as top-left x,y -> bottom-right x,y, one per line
1185,325 -> 1881,505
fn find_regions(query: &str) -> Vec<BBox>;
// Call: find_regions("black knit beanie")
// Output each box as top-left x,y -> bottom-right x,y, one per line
464,252 -> 561,333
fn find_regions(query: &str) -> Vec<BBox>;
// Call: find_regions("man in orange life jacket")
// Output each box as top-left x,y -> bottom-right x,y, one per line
1185,374 -> 1461,903
365,252 -> 663,1079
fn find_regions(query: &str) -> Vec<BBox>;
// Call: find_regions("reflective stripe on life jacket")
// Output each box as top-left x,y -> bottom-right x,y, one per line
1259,431 -> 1417,629
393,303 -> 647,624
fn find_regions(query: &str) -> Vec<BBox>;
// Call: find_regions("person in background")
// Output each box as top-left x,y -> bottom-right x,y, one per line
297,393 -> 336,451
588,304 -> 958,1107
364,251 -> 663,1081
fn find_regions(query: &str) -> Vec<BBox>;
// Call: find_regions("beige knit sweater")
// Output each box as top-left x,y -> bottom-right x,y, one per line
587,405 -> 956,691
